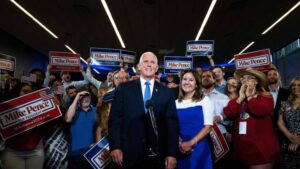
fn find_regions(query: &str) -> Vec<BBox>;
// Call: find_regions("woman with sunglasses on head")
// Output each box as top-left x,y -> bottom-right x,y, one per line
223,68 -> 280,169
176,69 -> 214,169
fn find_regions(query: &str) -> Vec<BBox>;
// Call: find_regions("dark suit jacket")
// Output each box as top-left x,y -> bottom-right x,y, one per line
270,87 -> 290,125
108,79 -> 179,168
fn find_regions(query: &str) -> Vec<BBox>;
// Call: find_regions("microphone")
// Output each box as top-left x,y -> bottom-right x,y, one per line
146,100 -> 153,110
146,100 -> 159,143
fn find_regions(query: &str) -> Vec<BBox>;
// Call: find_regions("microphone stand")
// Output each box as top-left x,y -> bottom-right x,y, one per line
146,101 -> 161,165
148,105 -> 159,143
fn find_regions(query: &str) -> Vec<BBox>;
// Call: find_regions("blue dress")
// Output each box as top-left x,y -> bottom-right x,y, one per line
176,98 -> 213,169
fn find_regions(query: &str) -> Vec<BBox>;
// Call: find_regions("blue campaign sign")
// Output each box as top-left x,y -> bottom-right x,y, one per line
90,48 -> 121,66
164,56 -> 193,74
120,50 -> 136,67
84,137 -> 112,169
186,40 -> 214,57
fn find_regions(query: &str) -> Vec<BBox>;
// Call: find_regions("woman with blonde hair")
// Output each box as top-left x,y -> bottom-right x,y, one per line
95,86 -> 109,141
278,76 -> 300,169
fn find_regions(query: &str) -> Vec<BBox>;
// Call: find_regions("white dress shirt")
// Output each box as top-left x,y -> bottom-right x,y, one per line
204,89 -> 230,134
269,86 -> 279,108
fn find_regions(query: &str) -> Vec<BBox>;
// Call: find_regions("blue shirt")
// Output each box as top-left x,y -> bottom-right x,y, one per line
215,80 -> 227,94
68,106 -> 97,155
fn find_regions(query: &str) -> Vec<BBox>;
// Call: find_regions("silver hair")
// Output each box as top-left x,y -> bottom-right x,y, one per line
139,52 -> 158,64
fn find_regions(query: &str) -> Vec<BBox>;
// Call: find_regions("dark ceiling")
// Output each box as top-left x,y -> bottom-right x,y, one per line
0,0 -> 300,67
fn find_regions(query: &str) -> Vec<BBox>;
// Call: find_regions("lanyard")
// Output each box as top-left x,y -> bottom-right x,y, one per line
241,103 -> 247,120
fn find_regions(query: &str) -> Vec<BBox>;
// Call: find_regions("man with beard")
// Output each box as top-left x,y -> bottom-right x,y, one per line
65,90 -> 97,169
201,70 -> 229,132
266,68 -> 290,125
201,70 -> 230,169
66,85 -> 78,107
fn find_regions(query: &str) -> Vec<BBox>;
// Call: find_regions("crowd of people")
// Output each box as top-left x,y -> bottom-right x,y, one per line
0,51 -> 299,169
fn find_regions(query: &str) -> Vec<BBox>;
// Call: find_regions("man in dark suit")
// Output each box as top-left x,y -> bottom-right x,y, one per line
108,52 -> 179,169
266,68 -> 290,125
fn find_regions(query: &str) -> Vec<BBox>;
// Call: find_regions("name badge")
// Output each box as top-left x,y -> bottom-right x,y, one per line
239,122 -> 247,135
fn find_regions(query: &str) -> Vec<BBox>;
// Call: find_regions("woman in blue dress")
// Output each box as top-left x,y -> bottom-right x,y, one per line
176,69 -> 214,169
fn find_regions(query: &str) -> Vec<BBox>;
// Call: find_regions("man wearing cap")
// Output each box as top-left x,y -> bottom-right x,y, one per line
65,90 -> 97,169
224,68 -> 280,168
108,52 -> 179,169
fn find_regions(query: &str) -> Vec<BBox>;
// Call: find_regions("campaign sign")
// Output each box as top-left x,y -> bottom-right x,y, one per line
234,49 -> 272,72
164,56 -> 193,74
0,53 -> 16,76
120,50 -> 136,67
84,137 -> 112,169
210,124 -> 229,162
49,51 -> 81,71
0,88 -> 62,139
90,48 -> 121,67
186,40 -> 214,57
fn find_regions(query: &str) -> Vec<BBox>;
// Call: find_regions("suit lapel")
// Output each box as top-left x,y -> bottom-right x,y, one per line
275,88 -> 283,110
151,81 -> 160,101
150,81 -> 161,114
134,79 -> 145,113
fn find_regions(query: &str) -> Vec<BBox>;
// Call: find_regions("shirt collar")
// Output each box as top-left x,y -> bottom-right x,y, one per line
203,88 -> 218,95
140,77 -> 155,86
216,79 -> 226,86
268,85 -> 280,92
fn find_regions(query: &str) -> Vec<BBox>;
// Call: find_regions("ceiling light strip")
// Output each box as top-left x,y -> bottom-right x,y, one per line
65,45 -> 76,54
80,58 -> 88,64
262,1 -> 300,35
101,0 -> 126,48
93,69 -> 100,74
10,0 -> 58,39
64,45 -> 88,64
195,0 -> 218,40
228,41 -> 255,63
227,57 -> 235,64
239,41 -> 255,54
